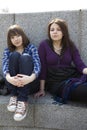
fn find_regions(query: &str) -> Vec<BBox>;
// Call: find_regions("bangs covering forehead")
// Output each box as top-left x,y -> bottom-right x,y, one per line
8,28 -> 22,38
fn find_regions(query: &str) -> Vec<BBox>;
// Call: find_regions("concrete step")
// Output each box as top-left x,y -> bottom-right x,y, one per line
0,128 -> 54,130
0,94 -> 87,130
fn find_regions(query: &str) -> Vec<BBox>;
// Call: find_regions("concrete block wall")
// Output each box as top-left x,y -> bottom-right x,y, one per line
0,10 -> 87,73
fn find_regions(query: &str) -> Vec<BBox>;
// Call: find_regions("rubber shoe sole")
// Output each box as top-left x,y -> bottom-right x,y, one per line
7,105 -> 16,112
13,111 -> 27,121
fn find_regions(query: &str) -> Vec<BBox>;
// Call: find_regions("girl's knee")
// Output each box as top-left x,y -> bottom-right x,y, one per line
10,52 -> 20,59
20,53 -> 33,63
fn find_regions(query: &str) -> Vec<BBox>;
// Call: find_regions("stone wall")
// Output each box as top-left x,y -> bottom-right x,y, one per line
0,10 -> 87,74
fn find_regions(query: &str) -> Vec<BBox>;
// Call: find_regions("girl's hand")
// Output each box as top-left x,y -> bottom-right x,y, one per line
34,89 -> 45,98
6,75 -> 21,86
16,74 -> 32,87
6,73 -> 36,87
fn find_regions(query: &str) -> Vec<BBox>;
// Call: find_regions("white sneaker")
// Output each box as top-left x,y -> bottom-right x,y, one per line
14,101 -> 28,121
7,96 -> 17,112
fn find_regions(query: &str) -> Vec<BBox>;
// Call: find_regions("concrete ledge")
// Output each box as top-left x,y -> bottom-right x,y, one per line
0,127 -> 54,130
0,94 -> 87,130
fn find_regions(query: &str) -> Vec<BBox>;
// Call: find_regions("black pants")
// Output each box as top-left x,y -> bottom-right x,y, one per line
6,52 -> 40,102
46,82 -> 87,102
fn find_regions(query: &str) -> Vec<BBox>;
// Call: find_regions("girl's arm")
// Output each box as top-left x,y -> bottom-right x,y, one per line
72,45 -> 87,73
30,44 -> 41,78
34,80 -> 45,98
2,48 -> 10,77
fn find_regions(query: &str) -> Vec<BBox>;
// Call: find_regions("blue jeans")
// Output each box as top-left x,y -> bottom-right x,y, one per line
6,52 -> 39,102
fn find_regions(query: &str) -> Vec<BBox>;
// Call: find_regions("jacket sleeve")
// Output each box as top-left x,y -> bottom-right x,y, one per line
2,48 -> 9,77
30,44 -> 41,78
38,41 -> 47,80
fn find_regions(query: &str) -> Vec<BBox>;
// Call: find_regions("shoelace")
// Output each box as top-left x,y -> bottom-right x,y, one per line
9,97 -> 17,105
16,101 -> 26,113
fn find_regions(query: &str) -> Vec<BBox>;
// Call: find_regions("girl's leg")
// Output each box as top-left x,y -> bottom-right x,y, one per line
6,52 -> 21,112
6,52 -> 20,96
17,53 -> 34,102
19,53 -> 33,75
46,82 -> 64,97
28,78 -> 40,95
14,54 -> 34,121
17,78 -> 40,101
70,83 -> 87,102
9,52 -> 20,76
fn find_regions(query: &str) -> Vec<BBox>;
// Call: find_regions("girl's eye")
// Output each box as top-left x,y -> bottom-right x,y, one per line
11,36 -> 14,39
50,28 -> 61,32
57,29 -> 62,31
50,29 -> 54,31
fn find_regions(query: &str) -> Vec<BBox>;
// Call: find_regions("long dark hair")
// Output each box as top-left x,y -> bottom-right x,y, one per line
7,24 -> 30,51
47,18 -> 75,53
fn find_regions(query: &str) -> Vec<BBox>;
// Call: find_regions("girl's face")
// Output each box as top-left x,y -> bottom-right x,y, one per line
10,34 -> 23,48
50,23 -> 63,42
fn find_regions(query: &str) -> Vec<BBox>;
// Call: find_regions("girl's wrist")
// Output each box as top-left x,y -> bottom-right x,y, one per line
83,68 -> 87,74
40,87 -> 45,91
6,73 -> 10,80
29,73 -> 36,82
